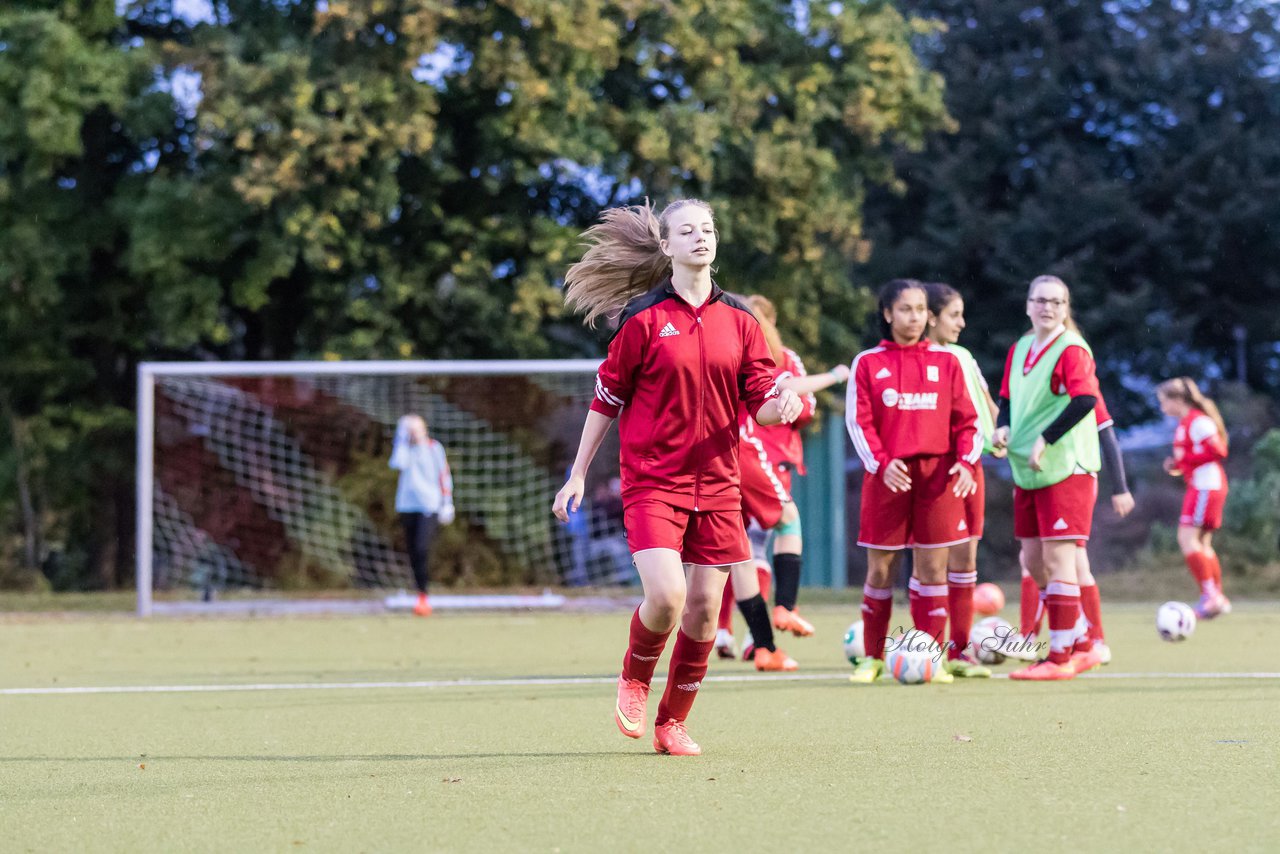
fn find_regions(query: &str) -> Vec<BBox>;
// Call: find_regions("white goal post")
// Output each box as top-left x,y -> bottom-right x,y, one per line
134,360 -> 637,616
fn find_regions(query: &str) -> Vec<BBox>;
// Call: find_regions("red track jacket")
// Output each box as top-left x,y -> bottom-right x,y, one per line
590,280 -> 779,511
845,339 -> 981,476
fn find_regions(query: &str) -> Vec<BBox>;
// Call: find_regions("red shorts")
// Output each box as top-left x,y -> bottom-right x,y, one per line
962,459 -> 986,540
740,439 -> 792,530
624,499 -> 750,566
1180,487 -> 1227,531
1013,473 -> 1098,541
857,456 -> 968,550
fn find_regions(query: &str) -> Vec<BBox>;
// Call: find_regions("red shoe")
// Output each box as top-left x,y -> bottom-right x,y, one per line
1008,660 -> 1076,681
653,719 -> 701,756
614,676 -> 649,739
1069,646 -> 1104,675
773,606 -> 815,637
413,594 -> 432,617
753,647 -> 799,672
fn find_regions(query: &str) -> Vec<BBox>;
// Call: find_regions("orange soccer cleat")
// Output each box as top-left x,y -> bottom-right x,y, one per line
772,606 -> 815,637
413,594 -> 433,617
1069,646 -> 1104,675
753,647 -> 799,672
614,676 -> 650,739
1008,660 -> 1077,681
653,719 -> 701,756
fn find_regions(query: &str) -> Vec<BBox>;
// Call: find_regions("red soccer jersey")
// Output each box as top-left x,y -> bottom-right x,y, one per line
589,280 -> 779,512
999,326 -> 1101,401
845,339 -> 981,476
740,347 -> 815,474
1173,408 -> 1228,490
1094,393 -> 1114,430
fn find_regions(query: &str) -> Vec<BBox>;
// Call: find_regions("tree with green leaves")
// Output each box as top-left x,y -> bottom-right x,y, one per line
1,0 -> 949,588
862,0 -> 1280,423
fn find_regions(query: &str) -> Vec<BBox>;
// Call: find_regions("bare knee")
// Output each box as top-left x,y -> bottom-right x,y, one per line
642,589 -> 685,628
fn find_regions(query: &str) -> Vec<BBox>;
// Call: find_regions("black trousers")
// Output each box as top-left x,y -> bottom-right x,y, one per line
400,512 -> 440,594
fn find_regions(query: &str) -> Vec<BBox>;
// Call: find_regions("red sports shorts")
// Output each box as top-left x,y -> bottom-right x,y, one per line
1013,473 -> 1098,541
624,499 -> 750,566
962,459 -> 986,540
1179,486 -> 1227,531
739,442 -> 792,530
857,455 -> 968,550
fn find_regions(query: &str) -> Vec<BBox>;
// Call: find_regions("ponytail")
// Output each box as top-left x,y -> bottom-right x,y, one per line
1158,377 -> 1229,449
563,199 -> 714,326
746,294 -> 785,364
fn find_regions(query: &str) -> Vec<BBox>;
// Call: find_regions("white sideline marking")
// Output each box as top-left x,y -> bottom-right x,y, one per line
3,671 -> 1280,697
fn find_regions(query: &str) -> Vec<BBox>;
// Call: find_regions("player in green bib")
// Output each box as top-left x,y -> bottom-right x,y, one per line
924,283 -> 1000,679
992,275 -> 1105,681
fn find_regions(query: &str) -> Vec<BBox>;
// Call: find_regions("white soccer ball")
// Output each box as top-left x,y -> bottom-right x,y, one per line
1156,601 -> 1196,642
969,616 -> 1013,665
842,620 -> 866,665
885,629 -> 941,684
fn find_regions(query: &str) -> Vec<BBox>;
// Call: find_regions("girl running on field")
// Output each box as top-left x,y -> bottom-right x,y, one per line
552,200 -> 802,756
1157,377 -> 1232,618
846,279 -> 981,685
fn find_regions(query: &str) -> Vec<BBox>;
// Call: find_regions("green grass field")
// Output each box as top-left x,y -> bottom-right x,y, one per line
2,600 -> 1278,852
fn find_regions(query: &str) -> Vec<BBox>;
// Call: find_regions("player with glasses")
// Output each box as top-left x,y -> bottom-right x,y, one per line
992,275 -> 1104,680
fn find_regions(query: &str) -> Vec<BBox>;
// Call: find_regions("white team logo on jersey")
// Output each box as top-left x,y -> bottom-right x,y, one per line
882,389 -> 938,410
658,322 -> 680,338
927,365 -> 939,382
875,367 -> 892,379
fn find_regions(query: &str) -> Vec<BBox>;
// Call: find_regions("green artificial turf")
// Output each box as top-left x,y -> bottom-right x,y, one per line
2,602 -> 1277,852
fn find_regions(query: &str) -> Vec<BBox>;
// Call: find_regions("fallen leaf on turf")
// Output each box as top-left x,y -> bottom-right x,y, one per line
953,735 -> 972,742
138,764 -> 146,770
443,777 -> 462,783
706,778 -> 716,781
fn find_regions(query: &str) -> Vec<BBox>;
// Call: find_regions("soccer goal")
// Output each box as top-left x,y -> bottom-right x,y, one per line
135,360 -> 636,616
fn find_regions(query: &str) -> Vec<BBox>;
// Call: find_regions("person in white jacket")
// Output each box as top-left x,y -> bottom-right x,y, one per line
390,414 -> 455,616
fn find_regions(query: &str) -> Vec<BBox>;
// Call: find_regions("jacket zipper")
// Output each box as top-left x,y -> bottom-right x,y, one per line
693,309 -> 704,512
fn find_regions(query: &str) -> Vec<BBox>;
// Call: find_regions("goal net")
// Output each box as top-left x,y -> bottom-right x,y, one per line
136,360 -> 634,614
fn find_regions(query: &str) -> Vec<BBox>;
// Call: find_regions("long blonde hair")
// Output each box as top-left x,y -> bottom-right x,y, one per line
563,199 -> 714,326
1158,377 -> 1229,448
1027,274 -> 1079,333
746,294 -> 785,364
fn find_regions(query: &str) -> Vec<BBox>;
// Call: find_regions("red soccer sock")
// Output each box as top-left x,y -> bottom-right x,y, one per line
908,577 -> 949,648
1208,553 -> 1224,589
757,564 -> 772,604
1020,571 -> 1042,637
947,570 -> 977,661
1185,552 -> 1216,595
861,584 -> 894,660
717,578 -> 735,633
621,608 -> 673,685
655,630 -> 715,724
1045,581 -> 1081,665
1070,610 -> 1094,653
1080,583 -> 1104,642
